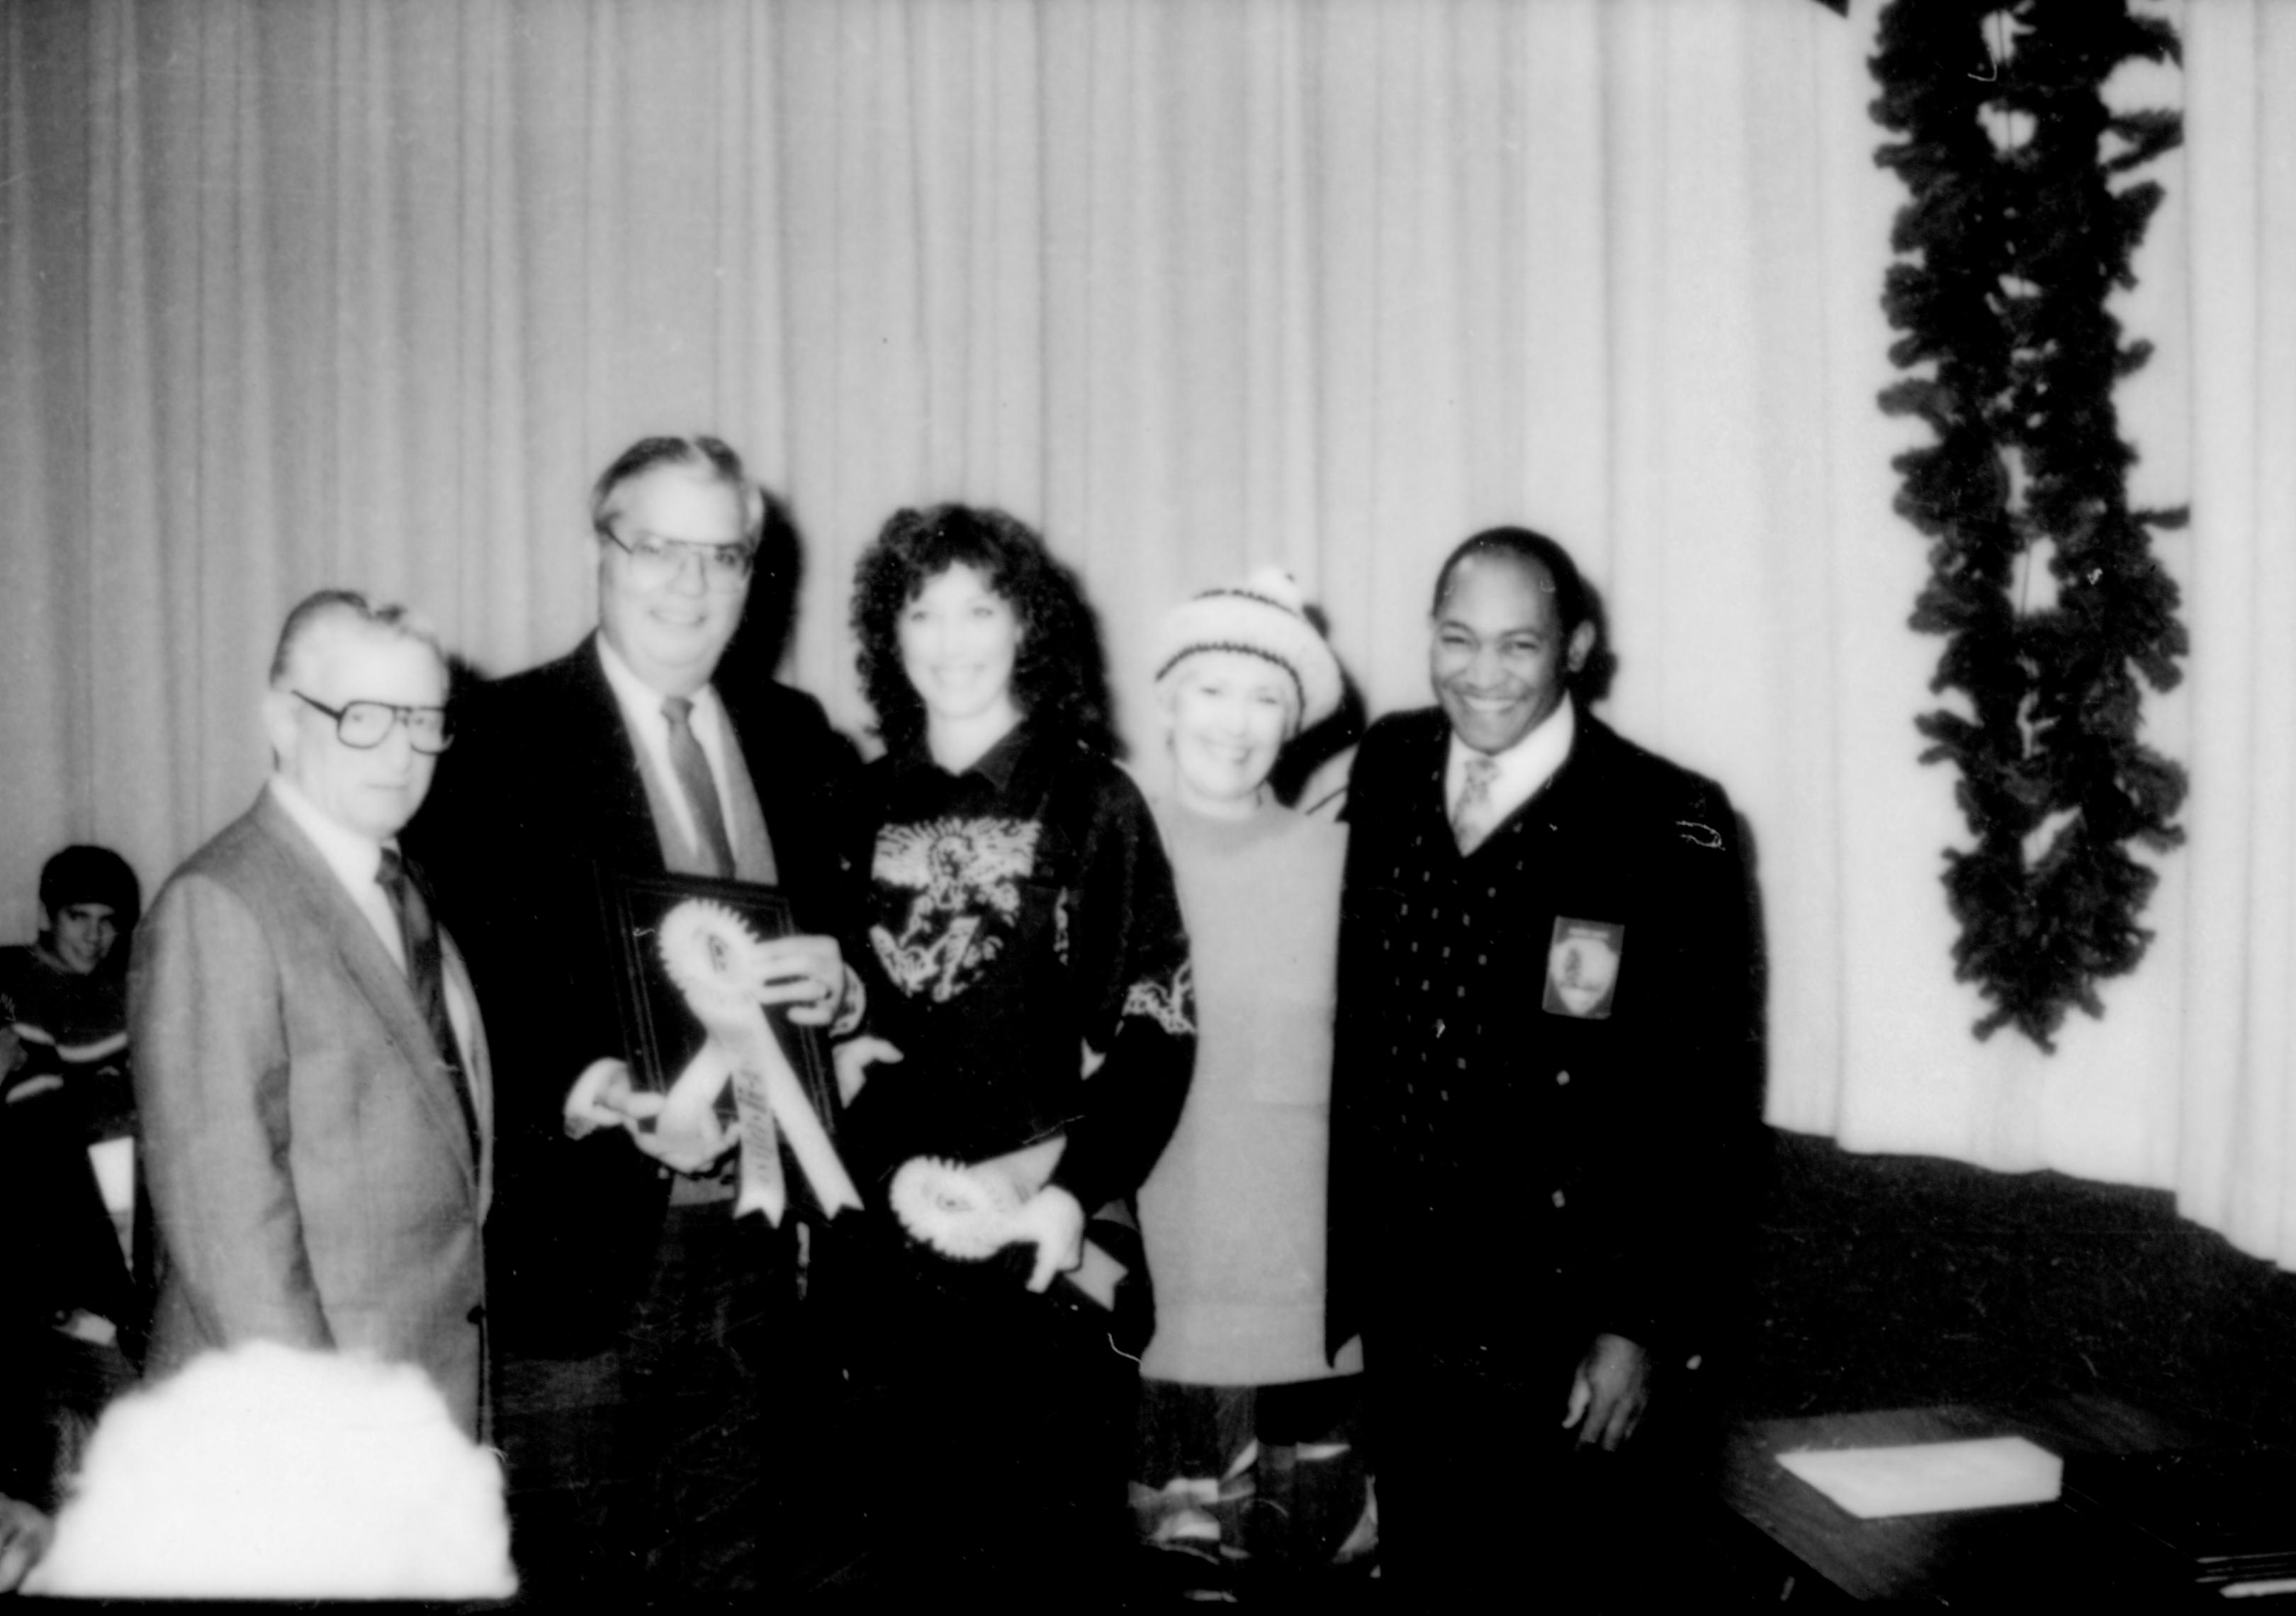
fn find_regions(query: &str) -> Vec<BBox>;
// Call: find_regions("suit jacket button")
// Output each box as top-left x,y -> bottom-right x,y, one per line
1555,1070 -> 1570,1086
1551,1189 -> 1566,1209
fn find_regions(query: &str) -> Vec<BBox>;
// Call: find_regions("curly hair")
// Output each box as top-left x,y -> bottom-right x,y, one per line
850,504 -> 1117,758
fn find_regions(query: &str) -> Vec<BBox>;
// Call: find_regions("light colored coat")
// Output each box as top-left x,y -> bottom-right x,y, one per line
132,789 -> 494,1438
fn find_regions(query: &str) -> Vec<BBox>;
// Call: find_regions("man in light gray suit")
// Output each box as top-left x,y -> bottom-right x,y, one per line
132,590 -> 493,1440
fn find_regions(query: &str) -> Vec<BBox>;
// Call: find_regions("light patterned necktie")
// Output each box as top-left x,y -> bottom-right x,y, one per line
663,695 -> 737,879
1452,753 -> 1502,855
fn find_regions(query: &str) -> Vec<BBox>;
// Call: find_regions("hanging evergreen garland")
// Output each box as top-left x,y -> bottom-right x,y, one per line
1871,0 -> 2186,1050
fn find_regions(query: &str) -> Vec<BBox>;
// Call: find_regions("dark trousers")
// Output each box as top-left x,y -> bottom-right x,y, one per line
497,1205 -> 855,1604
1367,1338 -> 1716,1611
621,1203 -> 860,1598
818,1224 -> 1138,1601
493,1346 -> 633,1602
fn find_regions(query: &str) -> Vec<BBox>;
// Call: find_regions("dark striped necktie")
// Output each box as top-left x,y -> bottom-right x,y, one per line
377,847 -> 477,1145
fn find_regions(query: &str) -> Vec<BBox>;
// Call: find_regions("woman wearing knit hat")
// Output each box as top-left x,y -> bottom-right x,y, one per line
1131,568 -> 1375,1598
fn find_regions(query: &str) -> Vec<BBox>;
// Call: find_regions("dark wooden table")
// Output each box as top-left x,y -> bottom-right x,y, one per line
1721,1395 -> 2257,1604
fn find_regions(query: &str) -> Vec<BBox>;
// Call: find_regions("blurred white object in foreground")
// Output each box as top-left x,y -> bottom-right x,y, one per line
25,1340 -> 516,1599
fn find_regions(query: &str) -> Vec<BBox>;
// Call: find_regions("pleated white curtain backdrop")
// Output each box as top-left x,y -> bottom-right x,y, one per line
6,0 -> 2290,1263
2174,0 -> 2296,1264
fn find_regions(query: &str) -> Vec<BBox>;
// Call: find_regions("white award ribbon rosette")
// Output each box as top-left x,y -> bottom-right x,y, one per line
654,898 -> 862,1225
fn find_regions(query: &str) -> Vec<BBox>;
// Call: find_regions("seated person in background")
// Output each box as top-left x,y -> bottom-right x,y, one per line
0,848 -> 145,1512
0,845 -> 140,1071
1130,570 -> 1375,1594
1,846 -> 141,1174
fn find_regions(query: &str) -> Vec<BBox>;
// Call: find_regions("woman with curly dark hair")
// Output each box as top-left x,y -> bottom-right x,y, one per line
848,503 -> 1120,761
824,503 -> 1195,1598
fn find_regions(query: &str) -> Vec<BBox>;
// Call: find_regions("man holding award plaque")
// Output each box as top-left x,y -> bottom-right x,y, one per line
1326,527 -> 1762,1602
409,436 -> 860,1598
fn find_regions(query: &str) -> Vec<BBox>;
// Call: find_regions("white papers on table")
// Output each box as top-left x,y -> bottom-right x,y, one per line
1777,1435 -> 2064,1518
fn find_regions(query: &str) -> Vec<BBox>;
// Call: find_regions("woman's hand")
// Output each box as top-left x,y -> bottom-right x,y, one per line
831,1036 -> 902,1105
1011,1184 -> 1085,1293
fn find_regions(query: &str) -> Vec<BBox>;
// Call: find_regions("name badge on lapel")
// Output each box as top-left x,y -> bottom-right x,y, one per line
1543,917 -> 1624,1019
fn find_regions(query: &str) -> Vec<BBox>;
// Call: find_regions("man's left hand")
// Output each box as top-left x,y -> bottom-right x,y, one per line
1563,1332 -> 1650,1451
751,934 -> 846,1026
618,1087 -> 740,1174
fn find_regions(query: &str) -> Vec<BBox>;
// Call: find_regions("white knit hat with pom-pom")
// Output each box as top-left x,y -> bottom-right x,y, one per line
1151,567 -> 1344,731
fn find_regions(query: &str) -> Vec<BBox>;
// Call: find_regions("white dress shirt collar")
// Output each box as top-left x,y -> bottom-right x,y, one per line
266,775 -> 478,1065
266,774 -> 406,967
592,632 -> 734,854
1445,692 -> 1577,830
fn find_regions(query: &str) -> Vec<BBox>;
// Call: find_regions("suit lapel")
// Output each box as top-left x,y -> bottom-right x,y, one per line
250,792 -> 480,1190
719,678 -> 801,890
1534,716 -> 1611,838
720,679 -> 772,826
439,931 -> 493,1211
1417,715 -> 1464,853
565,636 -> 675,875
1442,707 -> 1599,858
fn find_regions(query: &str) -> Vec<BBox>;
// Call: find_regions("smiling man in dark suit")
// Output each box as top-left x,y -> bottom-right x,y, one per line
1327,527 -> 1762,1601
133,590 -> 492,1440
409,436 -> 857,1598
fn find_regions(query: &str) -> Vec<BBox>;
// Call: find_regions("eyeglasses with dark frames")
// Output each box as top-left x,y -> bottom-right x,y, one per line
293,692 -> 454,754
599,528 -> 758,590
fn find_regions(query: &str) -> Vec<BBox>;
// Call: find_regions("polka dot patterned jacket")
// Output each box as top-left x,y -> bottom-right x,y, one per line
1325,705 -> 1760,1386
